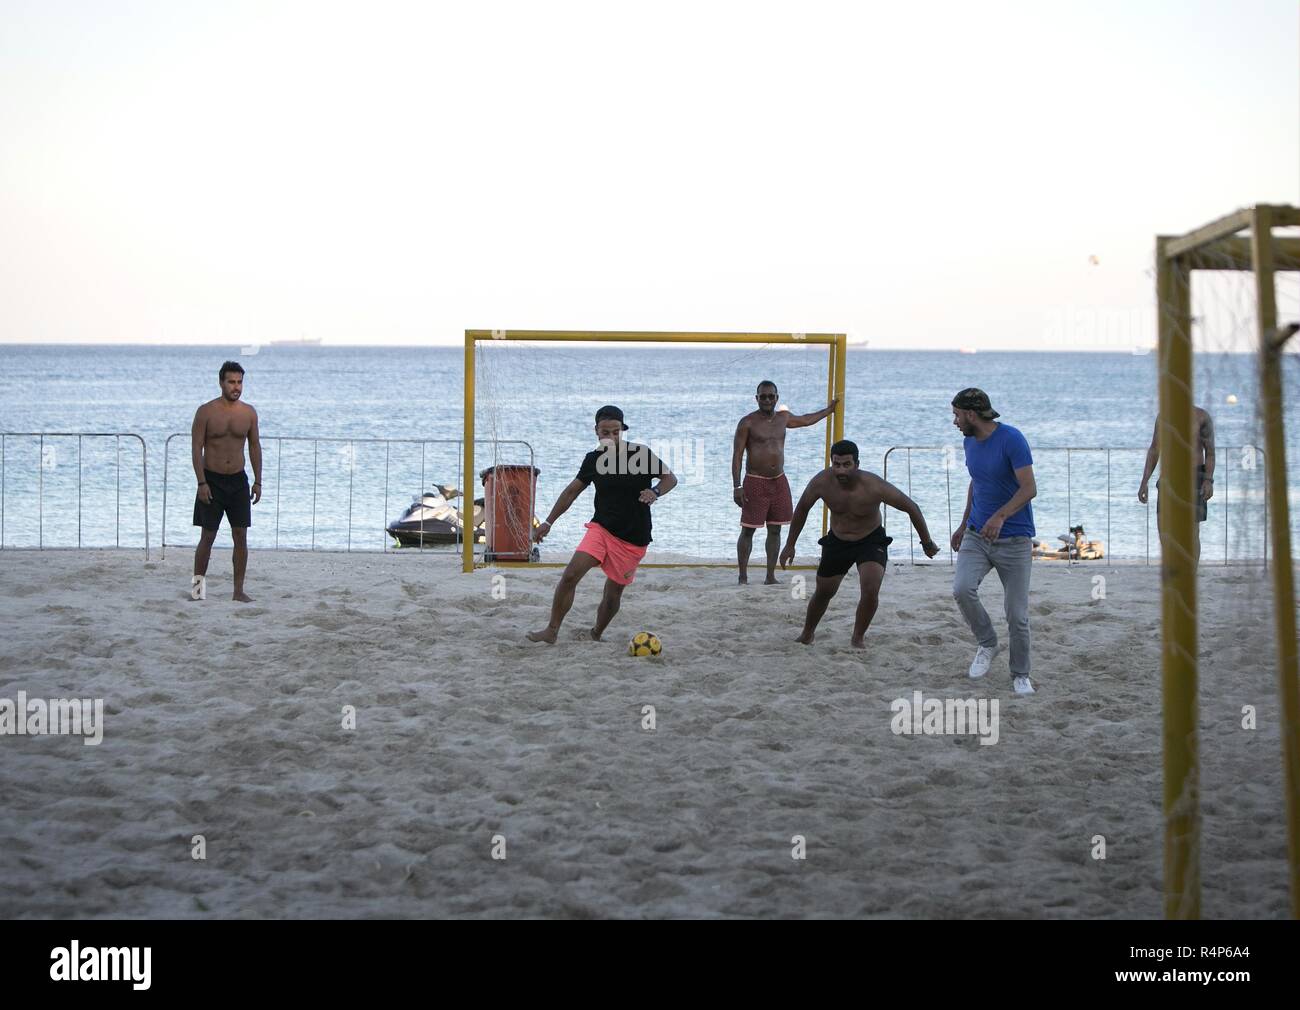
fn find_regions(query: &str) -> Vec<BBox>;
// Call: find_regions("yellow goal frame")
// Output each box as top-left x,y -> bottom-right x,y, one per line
1156,204 -> 1300,919
462,330 -> 847,574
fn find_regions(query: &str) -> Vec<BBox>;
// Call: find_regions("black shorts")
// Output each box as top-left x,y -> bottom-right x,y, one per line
816,526 -> 892,578
1157,465 -> 1208,523
194,469 -> 252,530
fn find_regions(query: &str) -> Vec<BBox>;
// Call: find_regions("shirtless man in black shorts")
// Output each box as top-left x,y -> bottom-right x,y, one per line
192,361 -> 262,602
780,440 -> 939,647
1137,406 -> 1215,565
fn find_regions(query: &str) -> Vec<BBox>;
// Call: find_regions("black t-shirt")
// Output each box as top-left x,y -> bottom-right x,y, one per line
576,443 -> 665,547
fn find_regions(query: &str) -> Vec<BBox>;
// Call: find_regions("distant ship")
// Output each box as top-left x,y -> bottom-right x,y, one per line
270,336 -> 322,347
847,339 -> 870,350
959,347 -> 978,355
1131,344 -> 1153,356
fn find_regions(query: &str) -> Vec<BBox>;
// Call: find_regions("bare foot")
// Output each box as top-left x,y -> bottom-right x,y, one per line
589,627 -> 604,642
850,635 -> 866,649
526,627 -> 558,644
796,630 -> 814,645
738,575 -> 748,584
233,591 -> 253,603
764,575 -> 780,585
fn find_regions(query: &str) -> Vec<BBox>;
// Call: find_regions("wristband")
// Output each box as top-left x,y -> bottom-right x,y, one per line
197,482 -> 208,487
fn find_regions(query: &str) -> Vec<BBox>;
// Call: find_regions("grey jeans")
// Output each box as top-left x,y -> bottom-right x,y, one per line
952,533 -> 1032,677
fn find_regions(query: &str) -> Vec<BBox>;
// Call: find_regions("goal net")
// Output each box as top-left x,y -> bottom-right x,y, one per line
1156,205 -> 1300,919
465,331 -> 846,571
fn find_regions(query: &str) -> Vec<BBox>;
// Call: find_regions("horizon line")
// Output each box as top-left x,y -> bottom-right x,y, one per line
0,341 -> 1258,354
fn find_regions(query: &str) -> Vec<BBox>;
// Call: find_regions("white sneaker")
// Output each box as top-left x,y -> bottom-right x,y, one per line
968,645 -> 997,679
1013,675 -> 1035,695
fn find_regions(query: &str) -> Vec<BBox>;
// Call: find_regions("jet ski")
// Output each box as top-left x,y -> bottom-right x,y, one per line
386,484 -> 486,547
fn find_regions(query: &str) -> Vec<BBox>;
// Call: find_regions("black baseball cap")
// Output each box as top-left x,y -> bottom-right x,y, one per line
595,405 -> 629,430
952,388 -> 1000,420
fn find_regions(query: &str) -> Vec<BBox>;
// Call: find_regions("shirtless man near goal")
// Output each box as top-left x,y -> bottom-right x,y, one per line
780,439 -> 939,648
732,380 -> 837,584
191,361 -> 262,602
1137,405 -> 1215,566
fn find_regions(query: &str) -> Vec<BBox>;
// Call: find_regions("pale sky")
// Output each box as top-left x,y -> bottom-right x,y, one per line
1,0 -> 1297,349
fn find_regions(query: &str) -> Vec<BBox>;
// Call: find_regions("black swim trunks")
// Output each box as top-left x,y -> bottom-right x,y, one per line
193,469 -> 252,530
816,526 -> 892,578
1157,465 -> 1209,523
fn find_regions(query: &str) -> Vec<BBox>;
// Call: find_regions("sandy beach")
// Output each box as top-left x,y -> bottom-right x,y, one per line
0,548 -> 1291,918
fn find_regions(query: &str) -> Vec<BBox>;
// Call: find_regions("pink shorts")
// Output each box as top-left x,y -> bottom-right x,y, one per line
576,522 -> 648,585
740,473 -> 794,528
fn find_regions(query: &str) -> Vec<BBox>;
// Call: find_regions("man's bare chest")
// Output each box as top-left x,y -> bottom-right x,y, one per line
206,411 -> 251,440
824,486 -> 878,517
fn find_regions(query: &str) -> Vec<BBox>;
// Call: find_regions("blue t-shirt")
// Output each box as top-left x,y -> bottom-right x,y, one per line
964,423 -> 1035,538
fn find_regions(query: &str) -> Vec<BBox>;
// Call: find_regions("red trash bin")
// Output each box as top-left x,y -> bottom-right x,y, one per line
480,464 -> 540,562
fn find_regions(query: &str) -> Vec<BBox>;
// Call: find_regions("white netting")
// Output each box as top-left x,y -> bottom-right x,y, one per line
1160,221 -> 1300,917
1178,229 -> 1300,567
473,338 -> 837,563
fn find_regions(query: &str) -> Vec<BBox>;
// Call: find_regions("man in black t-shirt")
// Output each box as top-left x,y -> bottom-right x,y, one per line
526,406 -> 678,644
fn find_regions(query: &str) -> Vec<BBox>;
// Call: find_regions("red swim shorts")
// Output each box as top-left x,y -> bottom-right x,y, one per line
576,522 -> 648,585
740,473 -> 794,529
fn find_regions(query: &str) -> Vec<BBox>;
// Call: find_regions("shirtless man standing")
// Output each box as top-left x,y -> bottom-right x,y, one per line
192,361 -> 262,602
732,380 -> 837,584
779,440 -> 939,648
1137,406 -> 1215,565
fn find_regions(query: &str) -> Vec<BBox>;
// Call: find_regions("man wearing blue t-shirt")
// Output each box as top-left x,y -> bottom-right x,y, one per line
950,388 -> 1038,695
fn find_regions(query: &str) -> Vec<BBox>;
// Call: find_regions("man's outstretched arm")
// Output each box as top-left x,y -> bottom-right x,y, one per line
786,397 -> 839,429
876,478 -> 939,557
534,479 -> 587,542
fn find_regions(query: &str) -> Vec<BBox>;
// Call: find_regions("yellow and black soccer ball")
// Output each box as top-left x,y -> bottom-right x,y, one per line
628,631 -> 662,657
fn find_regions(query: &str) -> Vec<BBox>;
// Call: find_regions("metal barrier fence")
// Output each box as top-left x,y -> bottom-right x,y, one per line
0,433 -> 150,559
161,434 -> 534,558
881,445 -> 1269,566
